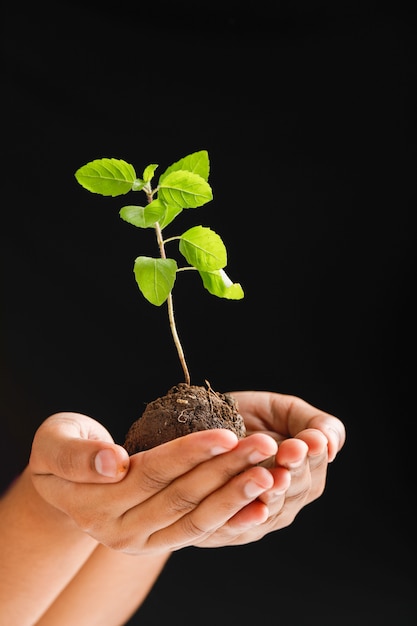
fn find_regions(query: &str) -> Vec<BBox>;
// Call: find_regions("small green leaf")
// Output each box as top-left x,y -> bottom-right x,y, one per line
199,269 -> 244,300
75,158 -> 137,196
142,164 -> 158,183
179,226 -> 227,270
158,171 -> 212,210
134,256 -> 177,306
159,150 -> 210,182
132,178 -> 145,191
120,199 -> 166,228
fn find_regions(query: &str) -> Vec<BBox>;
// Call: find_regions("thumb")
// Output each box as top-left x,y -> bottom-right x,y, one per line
30,412 -> 130,483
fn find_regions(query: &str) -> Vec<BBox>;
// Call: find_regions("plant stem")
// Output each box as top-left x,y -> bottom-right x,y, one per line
154,221 -> 191,386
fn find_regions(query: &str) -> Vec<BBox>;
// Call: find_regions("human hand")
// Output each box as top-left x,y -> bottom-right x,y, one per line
29,412 -> 281,554
195,391 -> 346,547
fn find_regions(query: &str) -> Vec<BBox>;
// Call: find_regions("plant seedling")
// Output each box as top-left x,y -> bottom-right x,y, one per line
75,150 -> 246,452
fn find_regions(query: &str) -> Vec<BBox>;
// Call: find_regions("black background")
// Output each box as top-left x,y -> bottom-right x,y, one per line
2,1 -> 416,624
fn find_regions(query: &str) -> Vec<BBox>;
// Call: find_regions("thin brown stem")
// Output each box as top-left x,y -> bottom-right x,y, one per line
154,221 -> 191,385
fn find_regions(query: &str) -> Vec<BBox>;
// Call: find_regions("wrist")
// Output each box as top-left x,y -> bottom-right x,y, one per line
13,466 -> 97,540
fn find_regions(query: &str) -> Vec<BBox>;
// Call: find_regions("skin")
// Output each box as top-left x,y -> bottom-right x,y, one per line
0,391 -> 345,625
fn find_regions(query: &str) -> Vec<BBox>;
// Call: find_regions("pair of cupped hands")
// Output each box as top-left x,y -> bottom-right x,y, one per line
29,391 -> 346,554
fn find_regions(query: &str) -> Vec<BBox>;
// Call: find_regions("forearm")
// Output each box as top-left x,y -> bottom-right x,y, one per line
35,544 -> 170,626
0,467 -> 97,625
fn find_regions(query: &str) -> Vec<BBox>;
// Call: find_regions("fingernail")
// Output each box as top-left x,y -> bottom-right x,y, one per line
239,517 -> 265,528
326,426 -> 341,461
211,445 -> 232,456
248,450 -> 270,464
244,480 -> 266,499
95,449 -> 118,477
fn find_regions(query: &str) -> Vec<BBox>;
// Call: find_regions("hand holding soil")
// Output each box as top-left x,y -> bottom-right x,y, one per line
29,391 -> 345,553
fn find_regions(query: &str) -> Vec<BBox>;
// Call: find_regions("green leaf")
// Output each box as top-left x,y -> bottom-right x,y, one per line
179,226 -> 227,270
75,158 -> 137,196
159,150 -> 210,182
142,163 -> 158,183
158,204 -> 183,230
158,171 -> 212,210
120,199 -> 166,228
199,269 -> 244,300
134,256 -> 177,306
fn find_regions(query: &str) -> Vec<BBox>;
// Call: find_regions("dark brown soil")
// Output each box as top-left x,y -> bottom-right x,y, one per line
123,382 -> 246,454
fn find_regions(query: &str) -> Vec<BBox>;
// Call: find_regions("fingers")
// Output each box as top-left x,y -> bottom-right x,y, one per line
117,431 -> 276,526
231,391 -> 346,461
183,464 -> 274,540
30,412 -> 130,483
233,430 -> 329,545
177,429 -> 328,550
143,464 -> 275,552
262,430 -> 328,506
31,429 -> 243,541
303,415 -> 346,462
127,428 -> 241,500
33,430 -> 278,553
121,433 -> 278,550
